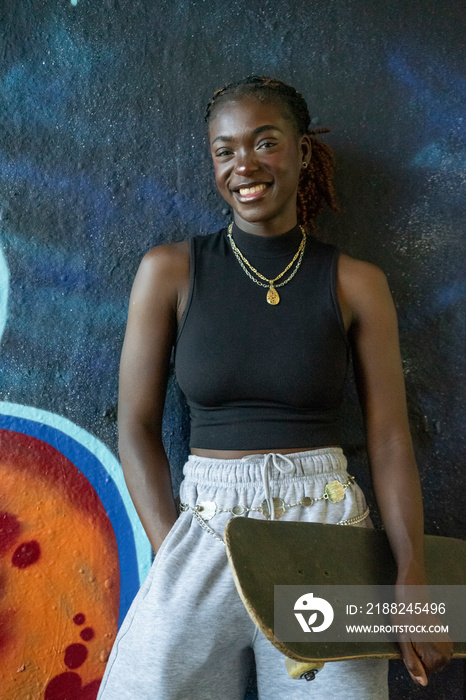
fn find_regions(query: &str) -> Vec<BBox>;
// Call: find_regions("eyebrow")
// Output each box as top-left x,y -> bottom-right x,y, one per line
212,124 -> 282,145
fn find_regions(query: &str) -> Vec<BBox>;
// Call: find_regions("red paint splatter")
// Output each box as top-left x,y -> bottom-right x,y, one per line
79,679 -> 101,700
44,672 -> 101,700
64,643 -> 88,669
44,672 -> 82,700
73,612 -> 86,625
11,540 -> 41,568
80,627 -> 95,641
0,512 -> 21,555
0,428 -> 115,532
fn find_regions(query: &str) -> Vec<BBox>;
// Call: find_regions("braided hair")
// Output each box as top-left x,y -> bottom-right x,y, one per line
205,76 -> 339,233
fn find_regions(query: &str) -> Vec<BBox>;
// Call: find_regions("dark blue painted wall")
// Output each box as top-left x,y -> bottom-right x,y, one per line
0,1 -> 464,697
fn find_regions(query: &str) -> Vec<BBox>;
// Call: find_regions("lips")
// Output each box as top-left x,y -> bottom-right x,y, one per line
233,182 -> 271,201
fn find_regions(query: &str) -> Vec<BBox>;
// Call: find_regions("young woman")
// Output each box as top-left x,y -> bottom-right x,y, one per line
97,76 -> 452,700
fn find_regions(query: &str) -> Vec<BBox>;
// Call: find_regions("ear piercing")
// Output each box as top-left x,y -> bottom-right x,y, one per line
302,161 -> 308,169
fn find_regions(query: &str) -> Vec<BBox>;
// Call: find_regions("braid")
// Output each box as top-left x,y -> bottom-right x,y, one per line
298,130 -> 340,233
206,76 -> 339,232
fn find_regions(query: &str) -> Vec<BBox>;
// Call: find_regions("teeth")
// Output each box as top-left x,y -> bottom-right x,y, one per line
238,184 -> 267,196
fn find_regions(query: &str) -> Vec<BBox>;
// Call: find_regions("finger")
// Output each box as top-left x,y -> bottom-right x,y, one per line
412,640 -> 454,674
399,641 -> 428,686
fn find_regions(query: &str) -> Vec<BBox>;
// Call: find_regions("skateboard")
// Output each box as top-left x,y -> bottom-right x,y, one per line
224,518 -> 466,681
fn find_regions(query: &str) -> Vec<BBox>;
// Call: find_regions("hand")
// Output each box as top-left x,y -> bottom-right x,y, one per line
151,516 -> 178,554
394,582 -> 453,685
399,636 -> 453,686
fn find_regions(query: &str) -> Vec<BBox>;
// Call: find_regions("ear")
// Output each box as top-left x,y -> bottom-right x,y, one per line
299,134 -> 312,167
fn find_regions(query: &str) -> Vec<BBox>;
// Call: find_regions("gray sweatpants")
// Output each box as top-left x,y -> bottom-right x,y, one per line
98,448 -> 388,700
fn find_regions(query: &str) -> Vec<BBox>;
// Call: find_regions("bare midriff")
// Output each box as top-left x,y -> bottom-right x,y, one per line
190,446 -> 338,459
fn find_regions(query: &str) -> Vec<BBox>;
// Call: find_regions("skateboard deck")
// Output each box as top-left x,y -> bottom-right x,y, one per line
224,518 -> 465,676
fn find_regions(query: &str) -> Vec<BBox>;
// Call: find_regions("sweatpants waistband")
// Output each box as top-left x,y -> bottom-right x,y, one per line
184,447 -> 347,488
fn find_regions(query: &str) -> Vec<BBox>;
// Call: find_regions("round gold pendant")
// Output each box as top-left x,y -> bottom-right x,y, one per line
300,496 -> 314,508
266,286 -> 280,305
261,497 -> 286,519
197,501 -> 217,520
324,481 -> 346,503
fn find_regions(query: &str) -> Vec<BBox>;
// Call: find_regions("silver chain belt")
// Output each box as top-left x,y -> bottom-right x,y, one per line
179,475 -> 370,545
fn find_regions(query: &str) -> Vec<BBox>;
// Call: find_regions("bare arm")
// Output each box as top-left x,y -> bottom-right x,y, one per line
338,254 -> 453,684
118,241 -> 190,553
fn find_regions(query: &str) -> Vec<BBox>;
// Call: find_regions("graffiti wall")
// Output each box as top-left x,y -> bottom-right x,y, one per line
0,1 -> 464,698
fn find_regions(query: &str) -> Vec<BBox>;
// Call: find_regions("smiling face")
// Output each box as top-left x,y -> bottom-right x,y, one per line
209,96 -> 311,236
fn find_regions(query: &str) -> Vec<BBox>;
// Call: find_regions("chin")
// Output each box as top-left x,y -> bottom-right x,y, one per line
235,208 -> 287,225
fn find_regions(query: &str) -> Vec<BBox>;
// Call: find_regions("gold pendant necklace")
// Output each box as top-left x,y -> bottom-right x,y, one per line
227,223 -> 306,305
266,285 -> 280,305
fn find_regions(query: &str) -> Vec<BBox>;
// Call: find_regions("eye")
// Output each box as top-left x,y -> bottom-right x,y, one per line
258,140 -> 278,149
215,148 -> 233,158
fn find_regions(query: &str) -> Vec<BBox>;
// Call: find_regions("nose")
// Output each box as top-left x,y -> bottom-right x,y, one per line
234,149 -> 259,175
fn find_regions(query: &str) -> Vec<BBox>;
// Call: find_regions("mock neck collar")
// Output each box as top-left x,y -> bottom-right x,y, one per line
229,222 -> 303,258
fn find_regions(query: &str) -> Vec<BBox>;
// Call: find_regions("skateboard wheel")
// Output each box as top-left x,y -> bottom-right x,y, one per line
285,657 -> 325,680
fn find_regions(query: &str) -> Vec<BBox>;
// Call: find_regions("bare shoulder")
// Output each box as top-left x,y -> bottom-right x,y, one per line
337,253 -> 394,325
126,240 -> 191,322
140,239 -> 190,279
338,252 -> 387,289
133,240 -> 190,295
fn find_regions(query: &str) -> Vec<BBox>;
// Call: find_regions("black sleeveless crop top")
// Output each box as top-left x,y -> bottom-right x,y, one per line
174,223 -> 349,450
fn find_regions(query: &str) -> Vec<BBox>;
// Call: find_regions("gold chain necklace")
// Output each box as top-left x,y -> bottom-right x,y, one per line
227,223 -> 307,305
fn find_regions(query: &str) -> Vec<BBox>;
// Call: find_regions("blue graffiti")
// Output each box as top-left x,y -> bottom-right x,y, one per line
412,142 -> 466,171
388,51 -> 465,133
388,45 -> 465,175
0,245 -> 8,339
430,279 -> 465,312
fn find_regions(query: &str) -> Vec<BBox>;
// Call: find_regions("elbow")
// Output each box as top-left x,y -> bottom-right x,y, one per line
117,417 -> 163,461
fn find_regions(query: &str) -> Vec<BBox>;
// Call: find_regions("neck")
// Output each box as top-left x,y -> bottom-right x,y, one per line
230,221 -> 302,258
233,213 -> 299,238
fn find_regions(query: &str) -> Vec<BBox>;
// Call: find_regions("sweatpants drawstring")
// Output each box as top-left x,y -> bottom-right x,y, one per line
242,453 -> 296,520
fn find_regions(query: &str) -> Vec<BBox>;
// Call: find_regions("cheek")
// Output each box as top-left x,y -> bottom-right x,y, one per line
211,160 -> 221,180
212,162 -> 229,191
267,146 -> 301,176
286,151 -> 303,184
286,145 -> 302,171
